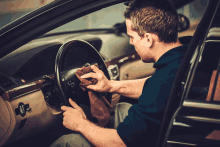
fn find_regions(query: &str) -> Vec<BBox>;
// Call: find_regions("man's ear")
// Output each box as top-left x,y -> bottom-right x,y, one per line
144,33 -> 153,48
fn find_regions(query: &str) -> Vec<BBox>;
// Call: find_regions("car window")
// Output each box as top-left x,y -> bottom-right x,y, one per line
177,0 -> 216,103
49,3 -> 126,33
0,0 -> 54,29
0,12 -> 27,28
186,28 -> 220,103
177,0 -> 208,37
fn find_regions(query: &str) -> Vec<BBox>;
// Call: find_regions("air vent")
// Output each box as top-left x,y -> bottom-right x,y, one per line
0,74 -> 16,89
107,64 -> 119,80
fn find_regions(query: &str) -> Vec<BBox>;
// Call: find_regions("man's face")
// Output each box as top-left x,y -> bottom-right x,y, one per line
125,19 -> 153,63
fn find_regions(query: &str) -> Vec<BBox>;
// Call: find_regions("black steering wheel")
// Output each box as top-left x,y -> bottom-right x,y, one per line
55,39 -> 111,106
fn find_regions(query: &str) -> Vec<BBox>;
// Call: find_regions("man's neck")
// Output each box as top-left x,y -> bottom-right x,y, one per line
153,40 -> 183,62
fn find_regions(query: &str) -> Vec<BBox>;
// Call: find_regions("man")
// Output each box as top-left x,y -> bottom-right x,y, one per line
50,0 -> 188,146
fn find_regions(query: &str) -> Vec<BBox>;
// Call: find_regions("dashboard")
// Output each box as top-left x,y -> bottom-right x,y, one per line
0,32 -> 134,81
0,30 -> 138,146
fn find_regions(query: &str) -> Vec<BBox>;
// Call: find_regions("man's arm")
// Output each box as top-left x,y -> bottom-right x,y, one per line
62,98 -> 126,147
108,77 -> 149,98
81,65 -> 149,99
78,120 -> 126,147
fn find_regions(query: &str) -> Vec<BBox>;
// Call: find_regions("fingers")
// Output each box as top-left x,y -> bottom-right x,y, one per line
63,111 -> 68,116
82,112 -> 87,119
80,72 -> 97,79
69,98 -> 80,109
63,99 -> 87,120
85,85 -> 97,91
61,106 -> 69,111
90,65 -> 100,73
61,99 -> 81,110
80,65 -> 100,78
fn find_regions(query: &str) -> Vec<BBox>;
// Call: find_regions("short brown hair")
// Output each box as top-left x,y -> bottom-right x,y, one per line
124,0 -> 178,43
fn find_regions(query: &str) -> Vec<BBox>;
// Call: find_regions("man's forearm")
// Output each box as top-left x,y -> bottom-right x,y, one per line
109,77 -> 149,99
78,120 -> 126,147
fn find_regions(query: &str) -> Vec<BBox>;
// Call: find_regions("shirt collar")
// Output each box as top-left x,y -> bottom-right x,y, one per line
153,44 -> 188,68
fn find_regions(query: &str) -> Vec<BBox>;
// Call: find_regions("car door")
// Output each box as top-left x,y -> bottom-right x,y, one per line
156,1 -> 220,146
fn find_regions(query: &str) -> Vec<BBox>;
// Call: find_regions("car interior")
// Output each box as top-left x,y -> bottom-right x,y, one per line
0,1 -> 157,146
1,0 -> 220,147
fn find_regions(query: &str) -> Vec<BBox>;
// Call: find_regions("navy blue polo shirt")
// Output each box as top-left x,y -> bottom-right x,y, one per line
117,44 -> 188,147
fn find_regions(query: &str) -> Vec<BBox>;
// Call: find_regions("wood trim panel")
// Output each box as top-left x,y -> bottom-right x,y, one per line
105,52 -> 141,67
2,79 -> 45,101
2,52 -> 140,102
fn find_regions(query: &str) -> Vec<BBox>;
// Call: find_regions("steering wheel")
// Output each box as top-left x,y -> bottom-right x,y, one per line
55,39 -> 111,106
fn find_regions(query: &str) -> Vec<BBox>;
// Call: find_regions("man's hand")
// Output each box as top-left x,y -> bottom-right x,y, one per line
81,65 -> 113,92
61,98 -> 87,131
61,99 -> 127,147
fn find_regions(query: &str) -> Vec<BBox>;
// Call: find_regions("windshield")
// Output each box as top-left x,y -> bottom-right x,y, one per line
1,0 -> 208,34
0,0 -> 54,28
49,3 -> 126,33
48,0 -> 208,35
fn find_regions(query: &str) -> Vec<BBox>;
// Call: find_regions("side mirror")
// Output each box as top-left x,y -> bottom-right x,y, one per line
178,14 -> 190,32
113,22 -> 127,35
